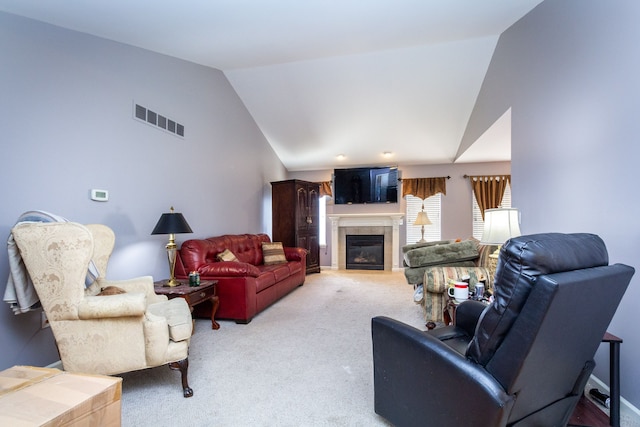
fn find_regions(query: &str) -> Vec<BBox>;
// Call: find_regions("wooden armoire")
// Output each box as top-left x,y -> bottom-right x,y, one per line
271,179 -> 321,274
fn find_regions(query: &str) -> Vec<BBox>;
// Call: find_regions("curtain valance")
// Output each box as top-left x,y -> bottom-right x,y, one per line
401,177 -> 447,200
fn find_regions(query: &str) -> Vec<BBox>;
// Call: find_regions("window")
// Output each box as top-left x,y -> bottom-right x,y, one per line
406,194 -> 441,244
319,195 -> 327,246
472,182 -> 512,240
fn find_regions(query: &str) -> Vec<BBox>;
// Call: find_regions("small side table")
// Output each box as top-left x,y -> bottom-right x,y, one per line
443,297 -> 460,326
443,296 -> 490,327
602,332 -> 622,427
154,279 -> 220,330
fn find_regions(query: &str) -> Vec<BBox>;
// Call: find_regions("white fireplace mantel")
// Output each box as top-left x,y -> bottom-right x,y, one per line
327,213 -> 404,271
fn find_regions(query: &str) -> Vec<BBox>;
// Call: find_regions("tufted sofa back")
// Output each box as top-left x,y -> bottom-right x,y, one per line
178,233 -> 271,273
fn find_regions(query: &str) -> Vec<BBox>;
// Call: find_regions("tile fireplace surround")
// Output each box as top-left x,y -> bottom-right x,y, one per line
327,213 -> 404,271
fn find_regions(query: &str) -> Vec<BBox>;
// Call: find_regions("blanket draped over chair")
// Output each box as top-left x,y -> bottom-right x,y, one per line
4,210 -> 98,314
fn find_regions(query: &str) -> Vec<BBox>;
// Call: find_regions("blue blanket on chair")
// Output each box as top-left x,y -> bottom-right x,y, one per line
3,210 -> 99,314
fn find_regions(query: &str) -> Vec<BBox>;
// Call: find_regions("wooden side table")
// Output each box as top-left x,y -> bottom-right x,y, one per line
443,296 -> 490,326
443,297 -> 460,326
154,279 -> 220,330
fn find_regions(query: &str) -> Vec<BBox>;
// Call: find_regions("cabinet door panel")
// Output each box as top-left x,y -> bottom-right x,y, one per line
296,235 -> 308,249
306,234 -> 320,269
308,187 -> 319,228
296,186 -> 309,229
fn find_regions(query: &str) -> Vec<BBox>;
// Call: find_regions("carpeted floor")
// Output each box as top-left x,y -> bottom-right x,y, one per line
118,270 -> 424,427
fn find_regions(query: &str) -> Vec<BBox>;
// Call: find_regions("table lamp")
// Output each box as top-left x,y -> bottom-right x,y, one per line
151,207 -> 193,286
413,205 -> 432,243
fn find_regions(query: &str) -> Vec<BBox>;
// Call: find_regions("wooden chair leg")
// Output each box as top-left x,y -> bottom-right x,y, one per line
169,358 -> 193,398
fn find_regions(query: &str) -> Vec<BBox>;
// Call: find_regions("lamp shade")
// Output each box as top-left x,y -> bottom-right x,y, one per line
151,209 -> 193,235
481,208 -> 521,245
414,211 -> 432,226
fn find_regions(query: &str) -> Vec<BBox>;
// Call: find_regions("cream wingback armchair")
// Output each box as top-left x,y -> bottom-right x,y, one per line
12,221 -> 195,397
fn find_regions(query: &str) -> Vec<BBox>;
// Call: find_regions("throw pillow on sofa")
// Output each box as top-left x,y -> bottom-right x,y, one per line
262,242 -> 287,265
217,248 -> 239,262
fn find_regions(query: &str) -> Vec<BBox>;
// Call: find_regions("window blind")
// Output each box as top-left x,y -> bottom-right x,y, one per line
406,194 -> 441,244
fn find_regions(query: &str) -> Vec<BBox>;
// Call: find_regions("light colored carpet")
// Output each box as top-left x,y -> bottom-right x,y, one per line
118,270 -> 424,427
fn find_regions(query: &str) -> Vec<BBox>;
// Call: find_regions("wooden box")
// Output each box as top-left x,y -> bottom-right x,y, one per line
0,365 -> 122,426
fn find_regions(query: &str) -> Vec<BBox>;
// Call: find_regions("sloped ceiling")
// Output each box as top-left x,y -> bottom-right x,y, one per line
0,0 -> 543,170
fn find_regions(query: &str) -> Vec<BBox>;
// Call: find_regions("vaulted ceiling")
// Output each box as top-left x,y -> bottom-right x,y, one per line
0,0 -> 543,170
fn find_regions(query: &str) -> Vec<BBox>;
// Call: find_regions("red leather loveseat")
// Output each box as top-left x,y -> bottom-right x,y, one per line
175,234 -> 307,323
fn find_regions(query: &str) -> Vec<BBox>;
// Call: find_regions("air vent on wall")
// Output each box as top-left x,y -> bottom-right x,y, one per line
134,103 -> 185,137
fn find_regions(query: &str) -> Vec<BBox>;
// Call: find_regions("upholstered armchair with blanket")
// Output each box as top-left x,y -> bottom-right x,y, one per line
403,239 -> 497,324
373,233 -> 634,426
12,222 -> 195,397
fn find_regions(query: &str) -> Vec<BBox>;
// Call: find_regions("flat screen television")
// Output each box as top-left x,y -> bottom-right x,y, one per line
334,166 -> 398,204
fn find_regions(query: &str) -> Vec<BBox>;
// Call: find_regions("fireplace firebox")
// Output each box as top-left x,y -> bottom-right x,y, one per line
346,234 -> 384,270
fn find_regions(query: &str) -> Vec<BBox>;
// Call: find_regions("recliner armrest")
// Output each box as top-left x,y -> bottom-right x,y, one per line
403,239 -> 479,268
284,247 -> 306,262
455,300 -> 488,336
78,293 -> 147,319
198,262 -> 261,277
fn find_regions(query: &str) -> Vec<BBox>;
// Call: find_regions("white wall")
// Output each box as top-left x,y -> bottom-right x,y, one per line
464,0 -> 640,408
0,12 -> 287,369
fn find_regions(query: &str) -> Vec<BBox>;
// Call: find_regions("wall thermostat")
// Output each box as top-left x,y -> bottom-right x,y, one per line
90,189 -> 109,202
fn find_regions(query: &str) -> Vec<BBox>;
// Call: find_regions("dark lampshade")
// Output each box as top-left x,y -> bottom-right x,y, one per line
151,209 -> 193,235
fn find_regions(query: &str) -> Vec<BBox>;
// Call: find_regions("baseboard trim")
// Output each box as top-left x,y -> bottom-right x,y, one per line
586,375 -> 640,426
